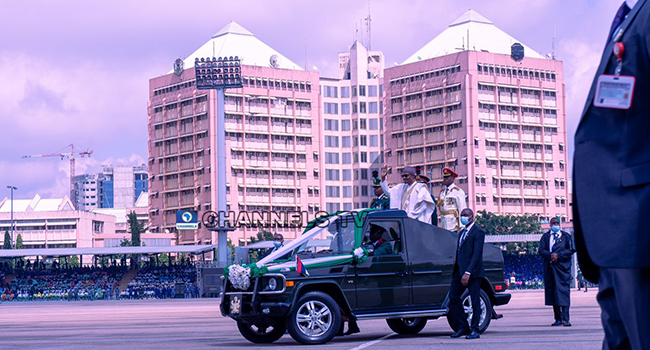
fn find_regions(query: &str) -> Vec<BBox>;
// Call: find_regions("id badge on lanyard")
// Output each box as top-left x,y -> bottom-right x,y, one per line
594,28 -> 636,110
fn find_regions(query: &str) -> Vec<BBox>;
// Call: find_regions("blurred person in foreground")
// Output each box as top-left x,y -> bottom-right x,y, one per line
573,0 -> 650,349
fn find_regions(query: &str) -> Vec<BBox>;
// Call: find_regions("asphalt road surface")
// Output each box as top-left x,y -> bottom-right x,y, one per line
1,289 -> 603,350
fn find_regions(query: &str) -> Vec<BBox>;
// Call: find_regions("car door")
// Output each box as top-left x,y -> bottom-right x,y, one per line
354,219 -> 410,310
404,219 -> 456,307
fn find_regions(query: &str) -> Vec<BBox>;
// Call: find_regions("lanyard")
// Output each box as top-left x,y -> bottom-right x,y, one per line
612,29 -> 625,76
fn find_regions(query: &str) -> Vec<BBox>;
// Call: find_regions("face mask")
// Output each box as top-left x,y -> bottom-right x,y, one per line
551,225 -> 560,233
460,216 -> 470,226
273,241 -> 282,248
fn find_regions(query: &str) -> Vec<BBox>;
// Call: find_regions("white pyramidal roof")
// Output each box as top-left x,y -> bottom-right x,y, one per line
169,21 -> 303,74
402,9 -> 544,64
0,194 -> 75,213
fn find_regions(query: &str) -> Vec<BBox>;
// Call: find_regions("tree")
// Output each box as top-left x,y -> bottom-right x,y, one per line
248,230 -> 275,244
475,210 -> 541,236
69,255 -> 80,268
3,230 -> 11,249
16,234 -> 23,249
127,211 -> 142,247
475,210 -> 542,255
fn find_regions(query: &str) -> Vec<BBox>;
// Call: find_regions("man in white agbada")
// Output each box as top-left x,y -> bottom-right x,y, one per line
380,165 -> 436,223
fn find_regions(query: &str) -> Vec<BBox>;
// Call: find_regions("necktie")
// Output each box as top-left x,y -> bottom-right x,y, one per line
551,233 -> 559,252
608,2 -> 631,41
458,228 -> 468,251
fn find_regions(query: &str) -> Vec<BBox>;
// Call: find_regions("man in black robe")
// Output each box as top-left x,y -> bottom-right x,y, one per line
539,217 -> 575,326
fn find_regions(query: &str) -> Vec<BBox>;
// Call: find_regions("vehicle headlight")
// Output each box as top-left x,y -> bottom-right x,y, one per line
268,278 -> 277,291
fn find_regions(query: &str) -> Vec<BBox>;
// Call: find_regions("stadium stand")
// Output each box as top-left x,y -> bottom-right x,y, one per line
503,253 -> 545,289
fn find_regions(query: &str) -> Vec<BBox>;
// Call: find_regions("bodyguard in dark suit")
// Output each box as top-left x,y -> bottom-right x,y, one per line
449,208 -> 485,340
573,1 -> 650,349
539,218 -> 575,327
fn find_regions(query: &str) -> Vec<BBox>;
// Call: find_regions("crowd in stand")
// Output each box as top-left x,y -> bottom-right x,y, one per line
0,259 -> 201,302
503,253 -> 545,289
2,265 -> 127,302
122,263 -> 200,300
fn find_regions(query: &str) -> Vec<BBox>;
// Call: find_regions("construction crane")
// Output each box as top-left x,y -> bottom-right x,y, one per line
22,144 -> 93,200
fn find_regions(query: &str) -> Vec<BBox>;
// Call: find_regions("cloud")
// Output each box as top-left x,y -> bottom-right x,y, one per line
0,154 -> 146,200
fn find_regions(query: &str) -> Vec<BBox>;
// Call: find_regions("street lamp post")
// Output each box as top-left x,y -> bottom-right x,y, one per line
7,186 -> 17,249
195,56 -> 242,267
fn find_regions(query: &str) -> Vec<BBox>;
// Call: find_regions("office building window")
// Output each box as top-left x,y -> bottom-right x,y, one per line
369,102 -> 378,114
341,87 -> 350,97
324,119 -> 339,131
368,85 -> 378,97
341,103 -> 351,114
341,120 -> 351,130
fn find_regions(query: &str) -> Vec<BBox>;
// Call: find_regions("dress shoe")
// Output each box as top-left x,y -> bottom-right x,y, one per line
551,320 -> 563,326
466,331 -> 481,339
344,324 -> 360,335
563,322 -> 572,327
450,330 -> 469,338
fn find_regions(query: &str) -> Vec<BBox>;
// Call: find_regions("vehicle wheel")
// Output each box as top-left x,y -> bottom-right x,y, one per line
236,320 -> 286,343
286,291 -> 341,345
386,318 -> 427,334
447,289 -> 492,334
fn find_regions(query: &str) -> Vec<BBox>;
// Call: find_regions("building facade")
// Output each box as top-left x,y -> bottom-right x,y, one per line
147,22 -> 323,245
72,165 -> 149,210
0,194 -> 115,249
0,194 -> 172,249
72,174 -> 99,211
384,10 -> 571,222
320,41 -> 385,212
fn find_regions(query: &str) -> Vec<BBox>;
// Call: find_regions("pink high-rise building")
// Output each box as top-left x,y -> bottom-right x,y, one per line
320,41 -> 385,211
384,10 -> 571,223
147,22 -> 323,245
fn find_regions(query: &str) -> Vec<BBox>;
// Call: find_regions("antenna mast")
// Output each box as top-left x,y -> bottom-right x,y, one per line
552,26 -> 557,60
365,0 -> 372,50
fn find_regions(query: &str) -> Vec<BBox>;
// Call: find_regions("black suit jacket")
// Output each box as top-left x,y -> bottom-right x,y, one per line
573,0 -> 650,281
454,224 -> 485,278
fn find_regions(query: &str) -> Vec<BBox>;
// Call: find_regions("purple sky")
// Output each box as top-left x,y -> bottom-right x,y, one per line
0,0 -> 621,200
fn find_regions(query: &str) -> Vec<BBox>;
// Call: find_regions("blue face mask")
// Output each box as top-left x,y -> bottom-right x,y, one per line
273,241 -> 282,248
551,225 -> 560,233
460,216 -> 470,226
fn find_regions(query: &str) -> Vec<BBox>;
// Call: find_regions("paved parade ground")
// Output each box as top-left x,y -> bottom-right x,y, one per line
1,289 -> 603,350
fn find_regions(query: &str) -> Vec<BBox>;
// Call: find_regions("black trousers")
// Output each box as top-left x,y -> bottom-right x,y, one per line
448,268 -> 481,333
598,268 -> 650,350
553,305 -> 570,322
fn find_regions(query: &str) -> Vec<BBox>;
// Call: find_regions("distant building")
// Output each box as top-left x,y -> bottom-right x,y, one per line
384,10 -> 571,223
92,192 -> 174,247
320,41 -> 385,211
72,164 -> 149,210
147,22 -> 323,245
72,174 -> 99,211
0,193 -> 173,249
0,194 -> 115,249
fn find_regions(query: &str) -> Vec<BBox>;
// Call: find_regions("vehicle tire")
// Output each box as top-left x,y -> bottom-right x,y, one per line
237,320 -> 286,343
386,318 -> 428,334
447,289 -> 492,334
286,291 -> 342,345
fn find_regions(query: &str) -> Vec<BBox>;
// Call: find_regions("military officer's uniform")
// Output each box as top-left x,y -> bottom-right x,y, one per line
437,168 -> 467,233
370,177 -> 390,210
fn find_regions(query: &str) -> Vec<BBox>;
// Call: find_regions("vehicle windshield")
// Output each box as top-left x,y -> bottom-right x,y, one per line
294,216 -> 356,256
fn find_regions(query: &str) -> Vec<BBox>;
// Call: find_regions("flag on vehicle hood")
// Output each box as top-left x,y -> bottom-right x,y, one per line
296,256 -> 309,277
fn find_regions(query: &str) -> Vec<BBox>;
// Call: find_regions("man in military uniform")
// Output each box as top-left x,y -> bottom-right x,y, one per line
370,171 -> 390,210
437,168 -> 467,232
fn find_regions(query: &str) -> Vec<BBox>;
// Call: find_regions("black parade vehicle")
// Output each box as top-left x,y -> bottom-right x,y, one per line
220,209 -> 511,345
